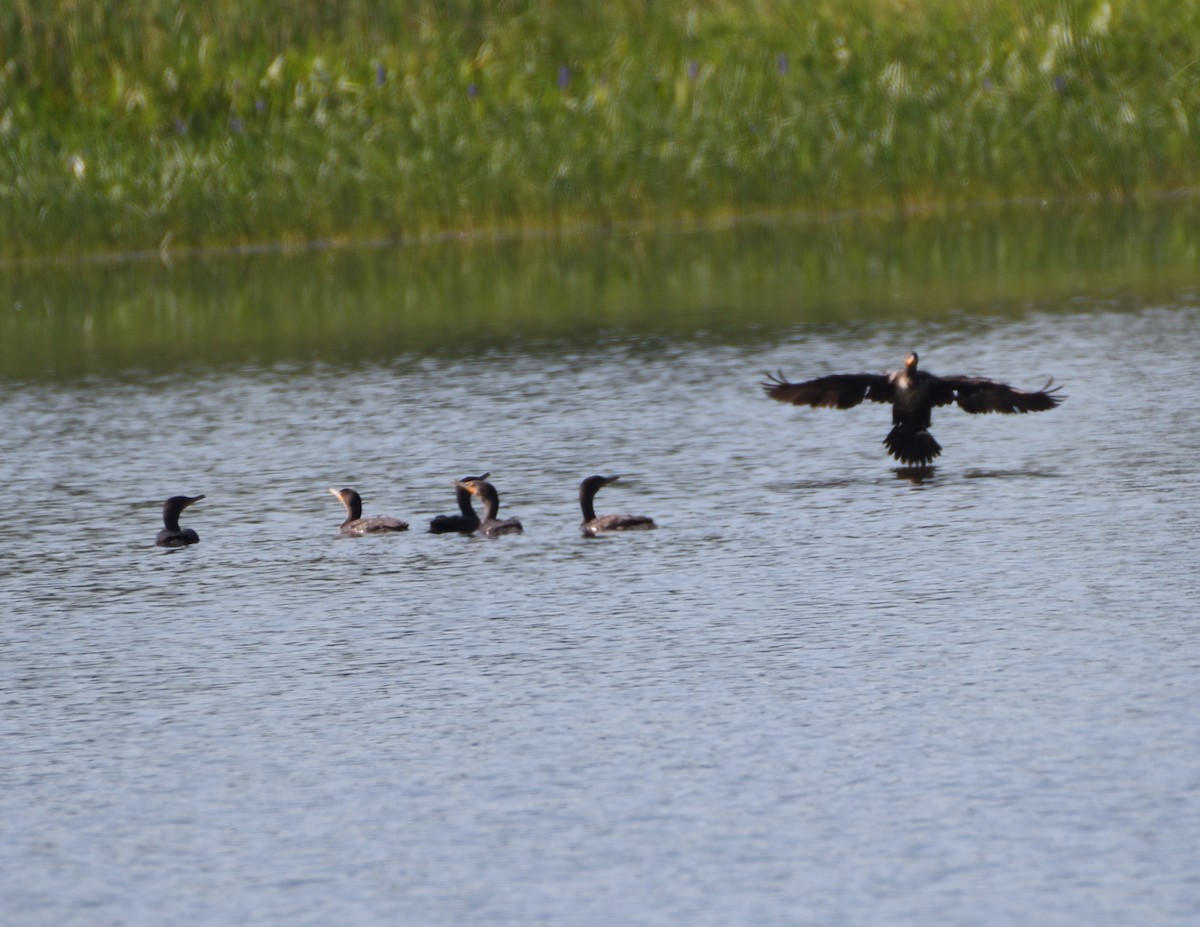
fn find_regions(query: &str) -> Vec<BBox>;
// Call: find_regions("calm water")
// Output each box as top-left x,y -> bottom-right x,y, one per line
2,208 -> 1199,926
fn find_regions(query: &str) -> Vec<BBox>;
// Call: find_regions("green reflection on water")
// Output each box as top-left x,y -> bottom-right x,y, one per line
2,203 -> 1197,382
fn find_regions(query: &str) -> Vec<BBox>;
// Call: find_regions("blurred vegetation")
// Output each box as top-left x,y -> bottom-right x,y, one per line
2,1 -> 1199,258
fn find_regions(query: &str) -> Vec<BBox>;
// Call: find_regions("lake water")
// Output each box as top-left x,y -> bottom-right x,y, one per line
2,205 -> 1199,926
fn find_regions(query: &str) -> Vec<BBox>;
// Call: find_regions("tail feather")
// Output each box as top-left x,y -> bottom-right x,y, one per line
884,425 -> 942,465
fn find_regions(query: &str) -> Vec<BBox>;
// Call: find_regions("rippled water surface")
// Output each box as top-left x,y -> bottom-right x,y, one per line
2,210 -> 1199,926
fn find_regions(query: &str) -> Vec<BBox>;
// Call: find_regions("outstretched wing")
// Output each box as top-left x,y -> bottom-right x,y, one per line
761,371 -> 895,409
941,376 -> 1064,414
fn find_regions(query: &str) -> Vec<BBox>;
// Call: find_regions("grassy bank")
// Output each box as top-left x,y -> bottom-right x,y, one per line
3,1 -> 1199,259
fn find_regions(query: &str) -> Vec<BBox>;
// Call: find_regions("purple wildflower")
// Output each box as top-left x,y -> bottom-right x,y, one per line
230,117 -> 244,134
777,53 -> 789,75
467,82 -> 479,101
376,63 -> 387,87
687,60 -> 700,81
557,65 -> 570,91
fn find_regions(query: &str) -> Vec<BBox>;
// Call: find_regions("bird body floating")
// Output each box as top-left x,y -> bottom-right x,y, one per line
763,352 -> 1063,466
429,471 -> 491,534
454,477 -> 524,537
328,487 -> 408,535
156,494 -> 205,547
578,475 -> 657,536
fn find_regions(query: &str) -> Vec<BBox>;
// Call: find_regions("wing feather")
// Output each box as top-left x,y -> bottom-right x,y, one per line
943,376 -> 1064,414
761,371 -> 894,409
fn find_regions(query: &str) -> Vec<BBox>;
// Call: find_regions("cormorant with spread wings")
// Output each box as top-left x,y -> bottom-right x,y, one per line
762,351 -> 1063,465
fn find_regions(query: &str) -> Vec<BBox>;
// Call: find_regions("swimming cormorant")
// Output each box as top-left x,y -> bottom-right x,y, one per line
762,351 -> 1063,465
156,494 -> 205,547
429,471 -> 491,534
454,477 -> 523,537
579,475 -> 657,536
328,487 -> 409,535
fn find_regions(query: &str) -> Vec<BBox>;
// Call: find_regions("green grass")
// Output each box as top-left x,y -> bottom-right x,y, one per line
3,0 -> 1200,259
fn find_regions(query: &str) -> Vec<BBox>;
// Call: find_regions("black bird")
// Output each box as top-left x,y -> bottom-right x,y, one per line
156,494 -> 205,547
579,475 -> 657,536
454,477 -> 523,537
328,487 -> 409,536
429,471 -> 491,534
762,351 -> 1063,465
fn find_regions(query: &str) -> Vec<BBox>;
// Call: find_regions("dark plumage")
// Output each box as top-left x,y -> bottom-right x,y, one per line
429,472 -> 490,534
328,487 -> 408,536
156,494 -> 205,547
579,475 -> 657,536
762,351 -> 1063,465
454,477 -> 523,537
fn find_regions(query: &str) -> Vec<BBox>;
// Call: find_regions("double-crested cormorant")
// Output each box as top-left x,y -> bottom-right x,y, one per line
454,477 -> 523,537
429,472 -> 491,534
156,494 -> 205,547
328,487 -> 409,535
579,475 -> 657,536
763,351 -> 1063,465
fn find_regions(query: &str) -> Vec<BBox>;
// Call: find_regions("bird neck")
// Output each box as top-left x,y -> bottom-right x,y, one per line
579,485 -> 599,523
479,486 -> 500,521
162,506 -> 182,532
456,486 -> 478,519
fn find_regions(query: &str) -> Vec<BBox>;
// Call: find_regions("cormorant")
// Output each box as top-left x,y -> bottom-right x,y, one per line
328,487 -> 409,535
578,475 -> 657,536
156,494 -> 205,547
762,351 -> 1063,465
454,477 -> 523,537
429,472 -> 491,534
